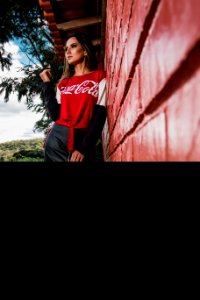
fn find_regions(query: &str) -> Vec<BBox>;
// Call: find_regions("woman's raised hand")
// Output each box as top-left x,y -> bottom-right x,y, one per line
39,69 -> 52,82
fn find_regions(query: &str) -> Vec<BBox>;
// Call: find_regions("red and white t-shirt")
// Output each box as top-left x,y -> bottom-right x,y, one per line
55,70 -> 106,151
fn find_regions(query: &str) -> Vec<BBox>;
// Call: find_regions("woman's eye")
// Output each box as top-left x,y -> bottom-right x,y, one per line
64,44 -> 77,51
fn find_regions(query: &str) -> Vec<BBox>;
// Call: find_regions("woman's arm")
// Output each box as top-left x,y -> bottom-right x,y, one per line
42,82 -> 60,121
40,69 -> 60,121
76,78 -> 107,156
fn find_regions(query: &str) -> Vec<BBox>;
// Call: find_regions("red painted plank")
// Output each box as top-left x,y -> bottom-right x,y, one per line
109,65 -> 141,153
117,0 -> 153,87
110,0 -> 153,129
104,0 -> 200,162
133,112 -> 166,161
140,0 -> 200,109
109,107 -> 124,154
109,144 -> 122,161
166,68 -> 200,161
121,134 -> 134,161
102,119 -> 110,161
111,0 -> 129,90
119,66 -> 141,136
120,0 -> 133,44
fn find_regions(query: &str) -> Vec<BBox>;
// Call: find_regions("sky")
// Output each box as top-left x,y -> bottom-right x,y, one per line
0,41 -> 45,143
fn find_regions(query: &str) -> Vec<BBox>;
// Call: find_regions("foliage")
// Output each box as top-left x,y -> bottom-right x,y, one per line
0,137 -> 104,162
0,0 -> 63,132
0,0 -> 54,67
33,114 -> 54,135
0,138 -> 44,161
0,45 -> 12,71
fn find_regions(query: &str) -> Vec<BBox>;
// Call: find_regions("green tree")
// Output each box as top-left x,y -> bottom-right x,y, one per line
0,0 -> 63,133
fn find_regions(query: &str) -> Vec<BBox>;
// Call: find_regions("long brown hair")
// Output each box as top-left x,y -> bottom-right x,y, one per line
59,32 -> 98,81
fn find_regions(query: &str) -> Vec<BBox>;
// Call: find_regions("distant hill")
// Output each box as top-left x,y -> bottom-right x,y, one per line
0,138 -> 44,162
0,137 -> 104,162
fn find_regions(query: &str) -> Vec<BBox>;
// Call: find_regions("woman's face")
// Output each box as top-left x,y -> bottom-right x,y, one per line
65,37 -> 86,65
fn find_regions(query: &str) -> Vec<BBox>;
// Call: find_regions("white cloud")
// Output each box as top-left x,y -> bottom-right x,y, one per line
0,42 -> 24,79
0,92 -> 44,143
4,42 -> 21,60
0,41 -> 45,143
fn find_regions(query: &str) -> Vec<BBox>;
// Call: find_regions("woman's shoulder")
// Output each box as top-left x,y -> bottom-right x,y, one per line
96,69 -> 106,76
92,69 -> 106,81
57,77 -> 69,89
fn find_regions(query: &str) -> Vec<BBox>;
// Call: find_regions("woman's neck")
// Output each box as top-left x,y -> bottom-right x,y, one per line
74,63 -> 91,76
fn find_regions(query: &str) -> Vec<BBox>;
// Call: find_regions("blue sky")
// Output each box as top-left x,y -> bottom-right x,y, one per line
0,41 -> 45,143
12,38 -> 30,65
13,38 -> 41,66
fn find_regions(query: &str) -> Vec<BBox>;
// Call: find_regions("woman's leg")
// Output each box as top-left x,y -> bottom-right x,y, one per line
44,123 -> 70,162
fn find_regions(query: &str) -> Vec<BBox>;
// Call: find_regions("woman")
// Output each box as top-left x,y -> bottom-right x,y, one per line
40,32 -> 107,162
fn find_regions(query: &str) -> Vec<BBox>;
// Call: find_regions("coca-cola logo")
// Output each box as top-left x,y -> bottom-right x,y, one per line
60,80 -> 99,97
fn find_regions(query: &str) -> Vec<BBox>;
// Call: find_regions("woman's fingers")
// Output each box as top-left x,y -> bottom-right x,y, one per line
39,68 -> 52,82
70,150 -> 84,162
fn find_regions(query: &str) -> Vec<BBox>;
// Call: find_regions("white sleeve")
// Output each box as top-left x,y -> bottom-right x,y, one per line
56,87 -> 61,104
97,78 -> 106,107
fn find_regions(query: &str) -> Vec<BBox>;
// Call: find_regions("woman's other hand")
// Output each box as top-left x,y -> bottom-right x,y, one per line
39,69 -> 52,82
70,150 -> 85,162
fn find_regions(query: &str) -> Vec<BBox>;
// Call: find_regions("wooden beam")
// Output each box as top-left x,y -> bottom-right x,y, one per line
57,16 -> 102,31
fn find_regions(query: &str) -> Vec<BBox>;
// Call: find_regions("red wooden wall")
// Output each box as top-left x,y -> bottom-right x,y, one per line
102,0 -> 200,161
